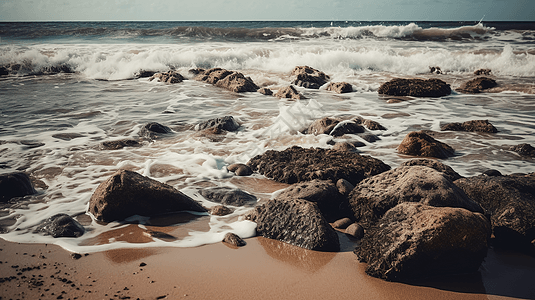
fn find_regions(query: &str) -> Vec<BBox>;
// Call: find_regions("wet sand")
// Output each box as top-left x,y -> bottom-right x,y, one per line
1,234 -> 535,300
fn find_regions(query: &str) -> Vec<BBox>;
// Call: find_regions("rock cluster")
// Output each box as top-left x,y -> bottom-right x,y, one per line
194,68 -> 259,93
378,78 -> 451,97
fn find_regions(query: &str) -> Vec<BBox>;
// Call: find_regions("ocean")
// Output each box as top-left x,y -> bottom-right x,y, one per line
0,21 -> 534,252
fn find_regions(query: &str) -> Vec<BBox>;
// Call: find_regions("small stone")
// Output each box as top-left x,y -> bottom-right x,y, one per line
482,169 -> 502,177
210,205 -> 233,216
227,163 -> 253,176
222,232 -> 246,247
336,178 -> 355,196
71,253 -> 82,260
258,87 -> 273,95
332,218 -> 353,229
345,223 -> 365,239
139,262 -> 147,267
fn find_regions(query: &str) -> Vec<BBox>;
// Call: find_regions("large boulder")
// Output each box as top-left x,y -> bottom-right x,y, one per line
326,82 -> 353,93
397,131 -> 455,158
148,71 -> 185,83
355,202 -> 490,281
378,78 -> 451,97
195,116 -> 240,132
0,172 -> 36,202
349,166 -> 483,228
510,143 -> 535,157
457,77 -> 497,93
247,146 -> 391,186
34,214 -> 85,238
195,68 -> 259,92
274,85 -> 306,100
245,198 -> 339,251
399,158 -> 463,181
441,120 -> 498,133
291,66 -> 330,89
89,170 -> 206,222
454,173 -> 535,251
199,187 -> 257,206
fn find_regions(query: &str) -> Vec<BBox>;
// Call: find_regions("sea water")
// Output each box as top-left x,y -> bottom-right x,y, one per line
0,21 -> 534,252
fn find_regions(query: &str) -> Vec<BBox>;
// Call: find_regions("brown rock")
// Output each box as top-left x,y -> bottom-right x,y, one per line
345,223 -> 364,239
291,66 -> 330,89
441,120 -> 498,133
88,170 -> 206,222
99,139 -> 141,150
227,163 -> 253,176
326,82 -> 353,93
510,143 -> 535,157
400,158 -> 463,181
474,69 -> 491,76
378,78 -> 451,97
332,217 -> 353,229
397,131 -> 455,158
195,116 -> 240,132
274,85 -> 306,100
149,71 -> 185,83
457,77 -> 497,93
210,205 -> 233,216
332,142 -> 357,153
258,87 -> 273,95
306,117 -> 341,135
34,214 -> 85,238
199,187 -> 257,206
223,232 -> 246,247
363,119 -> 386,131
336,178 -> 355,196
195,68 -> 259,92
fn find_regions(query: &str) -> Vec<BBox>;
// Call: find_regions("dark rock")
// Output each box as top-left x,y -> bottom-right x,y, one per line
99,139 -> 141,150
336,178 -> 354,196
195,116 -> 240,132
349,166 -> 483,228
195,68 -> 259,92
457,77 -> 497,93
429,66 -> 442,74
454,173 -> 535,251
510,143 -> 535,157
326,82 -> 353,93
52,133 -> 84,141
138,122 -> 172,140
227,163 -> 253,176
355,202 -> 490,281
0,172 -> 36,202
397,131 -> 455,158
474,69 -> 492,76
210,205 -> 233,216
360,133 -> 380,143
188,68 -> 205,75
71,253 -> 82,260
330,121 -> 365,137
400,158 -> 463,181
378,78 -> 451,97
199,187 -> 257,206
88,170 -> 206,222
306,117 -> 341,135
258,87 -> 273,95
274,86 -> 306,100
223,232 -> 246,247
332,217 -> 353,229
363,119 -> 386,131
36,64 -> 75,75
441,120 -> 498,133
34,214 -> 85,238
245,198 -> 339,251
482,169 -> 502,177
345,223 -> 364,239
134,70 -> 157,78
0,65 -> 8,76
291,66 -> 330,89
149,71 -> 185,84
247,146 -> 391,185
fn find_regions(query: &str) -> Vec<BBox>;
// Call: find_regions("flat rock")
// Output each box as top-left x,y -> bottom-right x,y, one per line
99,139 -> 141,150
291,66 -> 330,89
89,170 -> 206,222
355,202 -> 490,281
441,120 -> 498,133
326,82 -> 353,93
199,187 -> 257,206
149,71 -> 185,83
274,85 -> 306,100
397,131 -> 455,158
34,214 -> 85,238
454,173 -> 535,251
245,198 -> 339,251
0,172 -> 36,202
138,122 -> 172,140
457,77 -> 497,93
378,78 -> 451,97
399,158 -> 463,181
510,143 -> 535,157
195,116 -> 240,132
349,166 -> 483,228
247,146 -> 391,185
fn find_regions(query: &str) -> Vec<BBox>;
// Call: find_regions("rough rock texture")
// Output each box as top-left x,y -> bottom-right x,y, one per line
345,223 -> 365,239
457,77 -> 497,93
0,172 -> 36,202
332,217 -> 353,229
258,87 -> 273,95
510,143 -> 535,157
336,178 -> 355,196
223,232 -> 246,247
210,205 -> 233,216
441,120 -> 498,133
199,187 -> 257,206
195,68 -> 259,92
89,170 -> 206,222
355,202 -> 490,281
332,142 -> 358,153
34,214 -> 85,238
378,78 -> 451,97
138,122 -> 172,140
306,117 -> 341,135
148,71 -> 185,83
247,146 -> 391,186
326,82 -> 353,93
397,131 -> 455,158
429,66 -> 442,74
349,166 -> 483,228
330,121 -> 365,137
454,174 -> 535,250
99,139 -> 141,150
399,158 -> 463,182
291,66 -> 330,89
195,116 -> 240,132
134,70 -> 158,78
362,119 -> 387,131
274,86 -> 306,100
227,163 -> 253,176
474,69 -> 492,76
245,198 -> 339,251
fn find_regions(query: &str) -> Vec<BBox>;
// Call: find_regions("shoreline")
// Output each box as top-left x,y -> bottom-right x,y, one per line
2,234 -> 535,300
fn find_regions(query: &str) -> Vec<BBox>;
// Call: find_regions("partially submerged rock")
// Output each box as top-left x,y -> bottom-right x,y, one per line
199,187 -> 257,206
457,77 -> 497,93
274,86 -> 306,100
258,87 -> 273,95
195,68 -> 259,92
378,78 -> 451,97
330,120 -> 365,137
0,172 -> 36,202
245,198 -> 339,251
99,139 -> 141,150
397,131 -> 455,158
355,203 -> 490,281
362,119 -> 386,131
474,69 -> 492,76
89,170 -> 206,222
441,120 -> 498,133
149,71 -> 184,83
227,163 -> 253,176
210,205 -> 233,216
510,143 -> 535,157
34,214 -> 85,238
195,116 -> 240,132
349,166 -> 483,228
138,122 -> 172,140
247,146 -> 391,185
400,158 -> 463,182
306,117 -> 364,136
291,66 -> 330,89
326,82 -> 353,93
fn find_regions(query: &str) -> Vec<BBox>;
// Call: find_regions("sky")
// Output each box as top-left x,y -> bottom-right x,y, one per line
0,0 -> 534,22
